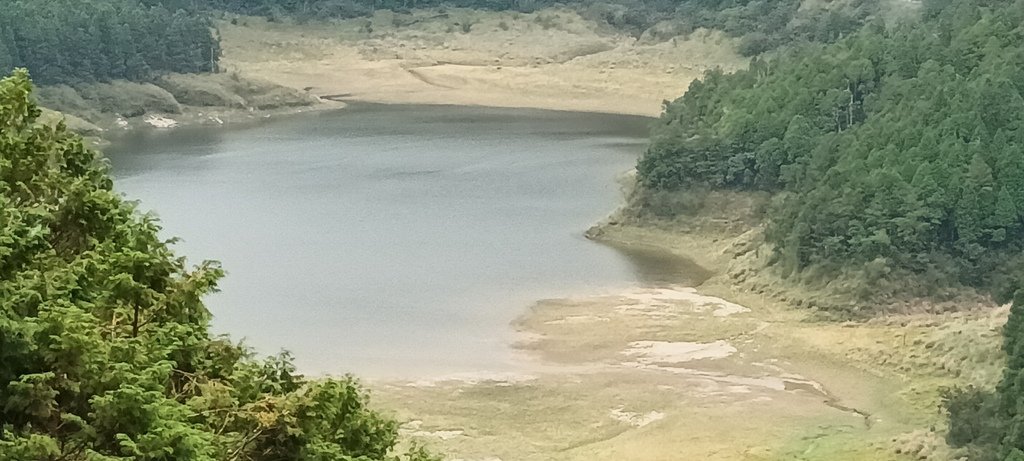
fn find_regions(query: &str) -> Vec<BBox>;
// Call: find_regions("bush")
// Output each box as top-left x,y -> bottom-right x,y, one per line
37,108 -> 104,136
534,13 -> 559,30
156,74 -> 247,108
34,84 -> 102,122
942,386 -> 1001,460
75,81 -> 182,116
737,32 -> 775,56
636,187 -> 709,218
222,75 -> 317,109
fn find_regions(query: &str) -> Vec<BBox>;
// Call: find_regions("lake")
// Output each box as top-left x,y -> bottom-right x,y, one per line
105,103 -> 706,378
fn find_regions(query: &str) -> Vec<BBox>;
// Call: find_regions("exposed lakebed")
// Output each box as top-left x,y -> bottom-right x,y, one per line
105,103 -> 707,377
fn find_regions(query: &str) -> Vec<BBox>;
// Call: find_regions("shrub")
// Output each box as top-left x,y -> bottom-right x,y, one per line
156,74 -> 247,108
75,81 -> 182,116
737,32 -> 775,56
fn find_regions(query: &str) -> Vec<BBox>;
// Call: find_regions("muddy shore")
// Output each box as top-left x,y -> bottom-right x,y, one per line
368,219 -> 957,461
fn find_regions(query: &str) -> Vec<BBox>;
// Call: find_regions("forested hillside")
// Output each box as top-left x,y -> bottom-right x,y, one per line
0,0 -> 219,85
0,70 -> 432,461
636,0 -> 1024,303
0,0 -> 878,87
201,0 -> 877,55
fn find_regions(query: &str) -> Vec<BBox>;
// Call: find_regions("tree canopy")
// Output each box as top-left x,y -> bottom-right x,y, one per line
636,0 -> 1024,300
0,0 -> 220,85
0,69 -> 434,461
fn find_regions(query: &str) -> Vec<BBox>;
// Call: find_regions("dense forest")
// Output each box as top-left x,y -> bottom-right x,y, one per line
636,0 -> 1024,303
0,70 -> 434,461
0,0 -> 219,85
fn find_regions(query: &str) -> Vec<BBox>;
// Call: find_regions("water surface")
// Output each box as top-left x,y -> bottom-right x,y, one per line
106,104 -> 706,377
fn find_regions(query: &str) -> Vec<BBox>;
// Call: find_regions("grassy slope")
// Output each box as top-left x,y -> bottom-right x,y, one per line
216,8 -> 745,117
589,182 -> 1004,460
34,72 -> 323,136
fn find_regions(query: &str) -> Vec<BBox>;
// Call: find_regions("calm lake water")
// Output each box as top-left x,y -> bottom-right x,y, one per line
105,103 -> 707,378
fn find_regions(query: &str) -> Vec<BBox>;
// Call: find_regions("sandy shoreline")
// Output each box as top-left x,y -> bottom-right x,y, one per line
368,224 -> 917,460
95,9 -> 742,141
363,216 -> 1007,460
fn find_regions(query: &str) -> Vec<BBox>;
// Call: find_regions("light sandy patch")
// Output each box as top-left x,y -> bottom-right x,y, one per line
404,371 -> 537,388
544,315 -> 611,325
400,420 -> 465,440
618,287 -> 750,317
611,304 -> 681,319
409,429 -> 464,440
624,340 -> 737,364
620,363 -> 831,396
608,407 -> 665,428
143,115 -> 178,128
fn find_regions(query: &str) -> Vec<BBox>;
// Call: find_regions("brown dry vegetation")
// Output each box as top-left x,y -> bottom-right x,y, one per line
217,8 -> 745,117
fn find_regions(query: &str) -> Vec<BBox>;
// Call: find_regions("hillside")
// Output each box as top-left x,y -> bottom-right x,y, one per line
216,9 -> 746,116
632,0 -> 1024,312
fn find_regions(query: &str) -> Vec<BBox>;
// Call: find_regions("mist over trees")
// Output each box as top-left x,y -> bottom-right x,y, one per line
0,0 -> 219,85
0,69 -> 435,461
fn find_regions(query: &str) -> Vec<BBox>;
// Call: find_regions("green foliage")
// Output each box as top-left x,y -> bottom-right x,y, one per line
76,81 -> 183,117
942,386 -> 1000,454
0,0 -> 220,85
0,69 -> 435,461
636,0 -> 1024,298
737,32 -> 774,57
945,290 -> 1024,461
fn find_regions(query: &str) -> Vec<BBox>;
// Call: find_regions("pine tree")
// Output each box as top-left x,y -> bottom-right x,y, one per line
993,187 -> 1020,242
1000,290 -> 1024,457
0,40 -> 12,76
0,70 -> 437,461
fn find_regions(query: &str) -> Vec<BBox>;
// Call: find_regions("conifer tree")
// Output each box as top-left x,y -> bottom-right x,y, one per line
0,69 -> 436,461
